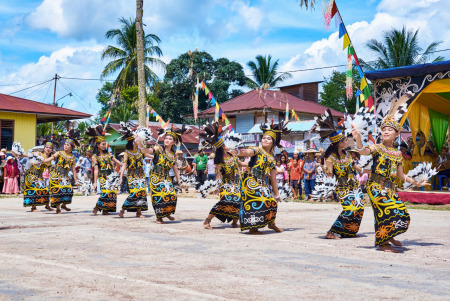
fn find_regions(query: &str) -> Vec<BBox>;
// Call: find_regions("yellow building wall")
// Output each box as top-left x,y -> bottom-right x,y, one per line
0,112 -> 37,151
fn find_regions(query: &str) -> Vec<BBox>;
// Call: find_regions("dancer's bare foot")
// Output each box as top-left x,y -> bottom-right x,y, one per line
249,228 -> 264,235
325,231 -> 340,239
118,210 -> 124,218
268,223 -> 283,233
61,204 -> 71,211
102,211 -> 110,215
92,208 -> 98,215
156,218 -> 166,224
231,222 -> 239,228
166,215 -> 175,221
203,218 -> 213,230
31,206 -> 40,212
45,204 -> 54,211
379,244 -> 398,253
389,238 -> 402,247
56,209 -> 62,214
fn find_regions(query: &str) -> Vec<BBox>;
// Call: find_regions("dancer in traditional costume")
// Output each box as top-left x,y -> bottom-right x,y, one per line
23,139 -> 58,212
116,122 -> 149,218
227,121 -> 290,234
353,94 -> 429,252
199,122 -> 246,230
85,125 -> 122,215
42,130 -> 80,214
314,109 -> 365,239
137,124 -> 191,224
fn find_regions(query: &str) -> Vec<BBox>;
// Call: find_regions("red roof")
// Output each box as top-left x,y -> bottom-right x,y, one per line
108,122 -> 200,144
0,93 -> 91,122
198,90 -> 345,117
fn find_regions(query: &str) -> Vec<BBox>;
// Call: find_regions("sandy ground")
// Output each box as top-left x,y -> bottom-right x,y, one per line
0,193 -> 449,301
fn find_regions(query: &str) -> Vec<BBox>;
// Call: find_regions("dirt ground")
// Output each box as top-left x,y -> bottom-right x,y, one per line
0,193 -> 449,300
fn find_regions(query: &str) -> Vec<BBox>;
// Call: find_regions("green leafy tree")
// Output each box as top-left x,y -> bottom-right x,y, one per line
96,81 -> 159,123
245,55 -> 292,89
362,26 -> 444,70
101,17 -> 165,91
158,51 -> 246,123
319,67 -> 364,114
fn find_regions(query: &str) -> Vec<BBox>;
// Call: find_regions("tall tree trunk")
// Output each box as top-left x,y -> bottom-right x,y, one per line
136,0 -> 146,126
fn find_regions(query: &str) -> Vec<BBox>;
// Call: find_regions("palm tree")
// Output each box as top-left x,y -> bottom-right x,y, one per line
245,55 -> 292,89
101,17 -> 166,91
363,27 -> 444,70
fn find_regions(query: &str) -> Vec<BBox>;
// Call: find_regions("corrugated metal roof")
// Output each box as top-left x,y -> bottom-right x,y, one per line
198,90 -> 345,117
247,121 -> 315,134
0,93 -> 91,120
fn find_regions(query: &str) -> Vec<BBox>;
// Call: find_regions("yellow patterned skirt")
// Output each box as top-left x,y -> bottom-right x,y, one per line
150,172 -> 177,218
367,180 -> 410,246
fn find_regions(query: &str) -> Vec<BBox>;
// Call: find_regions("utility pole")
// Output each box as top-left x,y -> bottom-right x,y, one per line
51,73 -> 58,136
136,0 -> 146,127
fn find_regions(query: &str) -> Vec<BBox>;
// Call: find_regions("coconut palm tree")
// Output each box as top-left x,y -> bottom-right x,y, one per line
245,55 -> 292,89
363,27 -> 444,71
101,17 -> 166,91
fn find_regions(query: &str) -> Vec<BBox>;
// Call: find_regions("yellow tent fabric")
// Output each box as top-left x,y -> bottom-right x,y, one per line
408,103 -> 431,156
418,78 -> 450,93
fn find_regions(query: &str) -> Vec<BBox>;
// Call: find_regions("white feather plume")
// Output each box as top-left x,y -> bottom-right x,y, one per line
310,176 -> 338,199
136,127 -> 155,143
358,155 -> 373,170
403,162 -> 437,189
198,179 -> 219,198
277,182 -> 293,202
223,130 -> 244,149
12,141 -> 25,156
77,174 -> 93,196
344,107 -> 374,145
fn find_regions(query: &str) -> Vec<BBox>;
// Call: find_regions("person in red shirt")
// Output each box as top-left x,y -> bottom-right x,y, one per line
288,158 -> 303,199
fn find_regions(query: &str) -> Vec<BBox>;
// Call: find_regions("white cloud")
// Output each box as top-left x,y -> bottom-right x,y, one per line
279,0 -> 450,87
0,45 -> 106,114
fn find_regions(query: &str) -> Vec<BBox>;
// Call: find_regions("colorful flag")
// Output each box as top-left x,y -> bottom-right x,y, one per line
343,33 -> 350,50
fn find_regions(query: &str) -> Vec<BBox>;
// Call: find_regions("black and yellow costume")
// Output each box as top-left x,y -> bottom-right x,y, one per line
23,152 -> 51,207
240,147 -> 277,231
122,149 -> 148,212
150,146 -> 177,218
367,144 -> 410,246
326,152 -> 364,237
94,153 -> 117,212
209,155 -> 241,223
50,151 -> 75,207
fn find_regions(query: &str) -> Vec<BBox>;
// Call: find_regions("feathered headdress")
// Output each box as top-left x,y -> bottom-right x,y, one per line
157,124 -> 192,145
313,109 -> 345,143
84,124 -> 109,153
381,92 -> 412,132
199,122 -> 225,149
64,129 -> 81,148
260,120 -> 291,148
118,121 -> 137,141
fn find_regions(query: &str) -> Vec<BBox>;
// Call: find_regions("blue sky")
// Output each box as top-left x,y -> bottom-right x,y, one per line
0,0 -> 448,116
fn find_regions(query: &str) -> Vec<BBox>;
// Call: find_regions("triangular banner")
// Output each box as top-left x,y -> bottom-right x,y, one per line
343,33 -> 350,50
338,23 -> 346,38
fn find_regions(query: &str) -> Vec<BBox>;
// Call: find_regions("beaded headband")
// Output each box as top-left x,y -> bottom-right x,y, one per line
213,136 -> 224,148
329,130 -> 345,143
381,115 -> 401,132
263,129 -> 280,141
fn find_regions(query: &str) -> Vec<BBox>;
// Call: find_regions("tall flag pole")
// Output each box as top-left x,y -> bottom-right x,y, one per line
324,0 -> 374,112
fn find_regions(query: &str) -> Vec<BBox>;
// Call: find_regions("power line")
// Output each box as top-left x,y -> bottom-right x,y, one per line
0,79 -> 54,87
7,79 -> 54,95
42,80 -> 53,103
57,79 -> 91,112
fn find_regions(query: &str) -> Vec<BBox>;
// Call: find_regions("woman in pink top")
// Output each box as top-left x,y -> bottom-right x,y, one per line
3,156 -> 20,195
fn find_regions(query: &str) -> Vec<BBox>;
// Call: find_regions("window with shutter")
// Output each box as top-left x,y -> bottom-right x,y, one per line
0,119 -> 14,150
